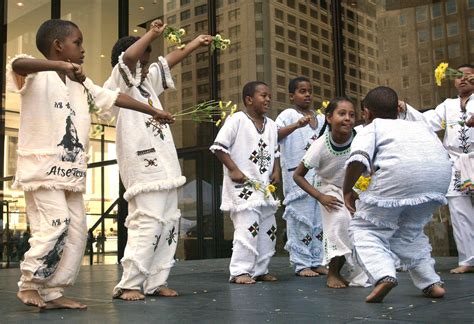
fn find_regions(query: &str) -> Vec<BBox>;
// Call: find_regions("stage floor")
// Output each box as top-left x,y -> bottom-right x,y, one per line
0,257 -> 472,323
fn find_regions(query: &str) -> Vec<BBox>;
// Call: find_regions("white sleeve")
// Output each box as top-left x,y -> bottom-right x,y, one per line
275,110 -> 289,128
147,57 -> 175,96
84,78 -> 120,122
209,115 -> 239,155
301,140 -> 320,170
5,54 -> 37,94
404,103 -> 444,132
345,123 -> 375,176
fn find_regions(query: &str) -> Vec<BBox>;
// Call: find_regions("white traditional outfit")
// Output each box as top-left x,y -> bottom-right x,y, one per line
347,118 -> 452,291
275,109 -> 324,273
104,53 -> 185,296
302,131 -> 368,286
404,98 -> 474,268
210,111 -> 280,280
6,55 -> 118,302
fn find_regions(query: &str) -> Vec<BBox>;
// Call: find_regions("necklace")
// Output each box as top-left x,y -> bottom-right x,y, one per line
244,112 -> 266,134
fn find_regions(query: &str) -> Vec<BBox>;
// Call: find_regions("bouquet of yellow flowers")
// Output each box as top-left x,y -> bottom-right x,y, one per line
210,34 -> 231,52
164,26 -> 186,49
172,100 -> 237,126
434,62 -> 464,86
315,100 -> 330,116
245,179 -> 277,199
354,175 -> 371,192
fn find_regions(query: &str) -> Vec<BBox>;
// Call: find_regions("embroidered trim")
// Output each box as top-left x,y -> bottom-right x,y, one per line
376,276 -> 398,287
118,64 -> 134,88
422,281 -> 444,296
137,148 -> 156,156
213,141 -> 229,150
157,61 -> 168,90
244,112 -> 267,134
324,132 -> 352,156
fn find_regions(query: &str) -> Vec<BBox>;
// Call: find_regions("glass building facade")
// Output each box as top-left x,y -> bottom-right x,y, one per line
1,0 -> 472,266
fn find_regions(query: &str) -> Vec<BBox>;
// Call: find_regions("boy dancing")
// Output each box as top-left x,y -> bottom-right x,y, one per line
210,81 -> 281,284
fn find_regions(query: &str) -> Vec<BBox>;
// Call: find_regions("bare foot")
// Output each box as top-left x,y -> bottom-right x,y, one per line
154,287 -> 178,297
326,274 -> 347,288
115,289 -> 145,301
297,268 -> 319,277
423,285 -> 446,298
450,266 -> 474,274
17,290 -> 46,308
311,266 -> 329,275
231,274 -> 256,284
366,282 -> 396,303
45,296 -> 87,309
254,274 -> 278,282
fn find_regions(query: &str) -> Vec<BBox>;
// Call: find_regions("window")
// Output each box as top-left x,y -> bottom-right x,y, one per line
415,6 -> 427,22
275,25 -> 284,36
229,25 -> 241,38
277,75 -> 286,86
401,54 -> 408,68
167,1 -> 176,10
180,0 -> 190,4
182,87 -> 193,97
299,3 -> 307,13
301,66 -> 309,76
400,32 -> 407,47
287,0 -> 296,8
419,51 -> 429,64
181,71 -> 192,81
469,17 -> 474,31
431,2 -> 442,18
299,20 -> 307,29
321,29 -> 329,39
228,8 -> 240,21
196,52 -> 208,63
275,9 -> 284,20
420,73 -> 430,85
229,59 -> 241,70
255,21 -> 263,31
300,50 -> 308,61
180,10 -> 191,21
312,70 -> 321,80
323,74 -> 331,84
311,54 -> 320,64
310,9 -> 318,19
256,37 -> 264,48
289,63 -> 298,73
167,15 -> 176,25
195,4 -> 207,16
229,76 -> 241,88
311,24 -> 318,34
195,20 -> 207,32
446,0 -> 457,14
196,84 -> 209,94
277,92 -> 286,102
288,30 -> 297,41
288,14 -> 296,25
288,46 -> 297,56
433,47 -> 444,61
311,38 -> 319,49
418,30 -> 428,43
300,34 -> 308,45
448,43 -> 460,58
197,67 -> 208,79
229,41 -> 241,53
469,0 -> 474,9
447,22 -> 459,37
276,59 -> 285,69
432,25 -> 444,40
322,58 -> 330,68
276,42 -> 285,52
399,15 -> 406,26
402,75 -> 410,89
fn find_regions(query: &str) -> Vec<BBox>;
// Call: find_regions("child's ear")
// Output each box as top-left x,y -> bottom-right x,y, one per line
362,107 -> 373,122
289,93 -> 294,102
244,95 -> 252,106
52,39 -> 63,52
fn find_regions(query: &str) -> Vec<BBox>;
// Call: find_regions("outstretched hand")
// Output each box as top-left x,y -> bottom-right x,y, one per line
229,169 -> 247,184
296,116 -> 311,128
153,110 -> 175,124
66,62 -> 86,83
194,34 -> 212,47
397,100 -> 407,114
150,19 -> 167,35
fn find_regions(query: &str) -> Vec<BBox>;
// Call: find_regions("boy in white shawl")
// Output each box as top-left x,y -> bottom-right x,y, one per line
343,86 -> 452,303
210,81 -> 281,284
399,65 -> 474,274
7,19 -> 173,309
104,20 -> 212,300
276,77 -> 326,277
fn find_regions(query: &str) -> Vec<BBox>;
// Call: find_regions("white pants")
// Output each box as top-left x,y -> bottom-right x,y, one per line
229,206 -> 276,279
448,195 -> 474,266
350,201 -> 441,290
19,189 -> 87,302
113,190 -> 180,296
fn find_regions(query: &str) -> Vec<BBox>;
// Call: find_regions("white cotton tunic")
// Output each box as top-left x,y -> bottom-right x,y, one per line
6,55 -> 119,192
346,118 -> 452,207
210,111 -> 280,212
404,97 -> 473,196
103,53 -> 185,201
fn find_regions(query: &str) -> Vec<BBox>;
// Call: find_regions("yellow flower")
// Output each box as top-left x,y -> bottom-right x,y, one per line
215,33 -> 221,40
230,104 -> 237,116
215,119 -> 222,126
354,176 -> 371,191
226,100 -> 232,108
434,62 -> 448,86
219,101 -> 224,109
315,109 -> 323,116
221,111 -> 227,119
179,28 -> 186,36
254,182 -> 261,190
322,100 -> 330,109
177,44 -> 186,49
223,39 -> 231,45
221,44 -> 227,50
441,119 -> 446,130
267,184 -> 277,193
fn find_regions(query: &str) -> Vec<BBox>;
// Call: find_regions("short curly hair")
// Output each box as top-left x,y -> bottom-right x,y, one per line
36,19 -> 79,57
110,36 -> 152,67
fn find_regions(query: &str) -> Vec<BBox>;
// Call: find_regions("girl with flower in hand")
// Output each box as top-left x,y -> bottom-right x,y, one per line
104,19 -> 212,301
210,81 -> 281,284
293,97 -> 368,289
400,64 -> 474,275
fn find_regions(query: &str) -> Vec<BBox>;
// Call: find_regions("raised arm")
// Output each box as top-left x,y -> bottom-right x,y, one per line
165,34 -> 212,68
214,151 -> 247,184
277,116 -> 310,141
122,20 -> 166,72
12,58 -> 84,82
115,92 -> 174,124
293,162 -> 342,212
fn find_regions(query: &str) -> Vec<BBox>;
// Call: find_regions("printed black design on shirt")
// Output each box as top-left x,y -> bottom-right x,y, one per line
58,116 -> 84,162
267,225 -> 277,241
137,148 -> 156,156
34,229 -> 68,279
145,118 -> 166,140
153,234 -> 161,252
302,233 -> 312,246
238,187 -> 253,200
166,227 -> 177,245
144,158 -> 158,167
248,222 -> 259,237
249,139 -> 271,174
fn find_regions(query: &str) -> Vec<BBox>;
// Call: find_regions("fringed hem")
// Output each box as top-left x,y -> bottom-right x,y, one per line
282,205 -> 312,227
6,54 -> 36,94
355,211 -> 399,230
123,176 -> 186,201
284,240 -> 309,255
118,52 -> 142,87
282,189 -> 307,205
14,181 -> 86,193
257,250 -> 276,263
209,144 -> 230,155
233,238 -> 258,256
157,57 -> 175,90
221,199 -> 280,212
120,257 -> 150,276
359,192 -> 447,208
125,209 -> 181,228
345,154 -> 371,177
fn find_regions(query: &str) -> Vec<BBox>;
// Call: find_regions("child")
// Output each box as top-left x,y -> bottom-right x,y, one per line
275,77 -> 326,277
103,20 -> 212,300
6,19 -> 173,309
400,65 -> 474,274
210,81 -> 281,284
343,86 -> 452,303
293,97 -> 368,288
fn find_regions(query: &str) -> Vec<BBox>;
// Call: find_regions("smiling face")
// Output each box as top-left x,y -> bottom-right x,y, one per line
246,84 -> 271,116
59,27 -> 85,64
326,100 -> 356,138
290,81 -> 312,109
454,66 -> 474,97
